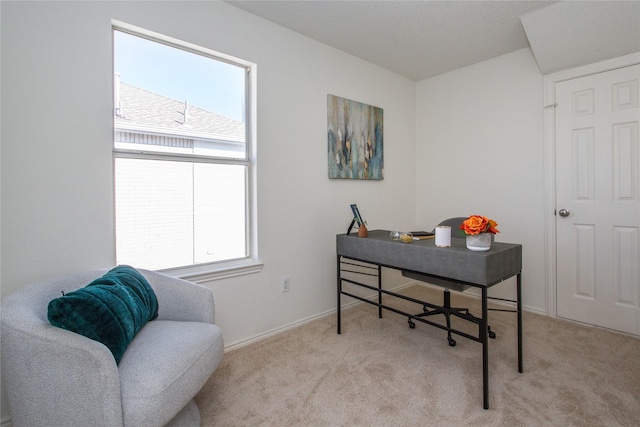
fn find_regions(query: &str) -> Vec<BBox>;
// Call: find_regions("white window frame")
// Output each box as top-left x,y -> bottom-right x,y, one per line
112,21 -> 261,282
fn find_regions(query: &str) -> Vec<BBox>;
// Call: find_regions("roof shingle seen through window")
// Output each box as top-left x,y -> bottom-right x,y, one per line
114,82 -> 245,142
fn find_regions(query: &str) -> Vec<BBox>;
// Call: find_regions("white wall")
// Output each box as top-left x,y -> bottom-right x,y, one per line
1,1 -> 417,422
415,48 -> 546,310
0,1 -> 553,423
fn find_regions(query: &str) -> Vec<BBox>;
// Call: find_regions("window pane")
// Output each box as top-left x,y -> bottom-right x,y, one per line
193,163 -> 247,264
115,158 -> 247,270
113,26 -> 254,272
113,30 -> 246,159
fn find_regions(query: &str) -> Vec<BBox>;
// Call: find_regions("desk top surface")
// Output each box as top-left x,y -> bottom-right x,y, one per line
337,230 -> 522,286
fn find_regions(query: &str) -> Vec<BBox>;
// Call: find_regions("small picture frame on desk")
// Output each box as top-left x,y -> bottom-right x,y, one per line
350,204 -> 364,226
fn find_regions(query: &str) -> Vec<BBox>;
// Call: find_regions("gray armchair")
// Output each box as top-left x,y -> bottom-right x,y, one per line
1,268 -> 224,427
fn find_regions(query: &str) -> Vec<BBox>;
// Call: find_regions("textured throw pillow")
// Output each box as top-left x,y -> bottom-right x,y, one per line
47,265 -> 159,364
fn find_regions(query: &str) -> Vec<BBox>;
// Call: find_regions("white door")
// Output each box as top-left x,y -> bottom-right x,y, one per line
555,64 -> 640,335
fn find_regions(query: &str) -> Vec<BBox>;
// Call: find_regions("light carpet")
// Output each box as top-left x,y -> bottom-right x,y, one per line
195,284 -> 640,426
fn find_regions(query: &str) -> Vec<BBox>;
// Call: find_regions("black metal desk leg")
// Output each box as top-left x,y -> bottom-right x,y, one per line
482,286 -> 489,410
517,272 -> 523,373
337,255 -> 342,334
378,265 -> 383,318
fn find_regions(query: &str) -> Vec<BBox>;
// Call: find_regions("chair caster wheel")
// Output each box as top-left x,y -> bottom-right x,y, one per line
448,337 -> 456,347
408,319 -> 415,329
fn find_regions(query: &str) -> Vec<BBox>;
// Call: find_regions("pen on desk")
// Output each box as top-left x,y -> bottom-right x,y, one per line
413,235 -> 435,241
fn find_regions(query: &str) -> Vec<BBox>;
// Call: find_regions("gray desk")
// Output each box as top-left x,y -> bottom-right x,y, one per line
336,230 -> 523,409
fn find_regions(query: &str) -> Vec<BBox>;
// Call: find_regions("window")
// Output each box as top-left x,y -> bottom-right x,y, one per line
113,23 -> 257,276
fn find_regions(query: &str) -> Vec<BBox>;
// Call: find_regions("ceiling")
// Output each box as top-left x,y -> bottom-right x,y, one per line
226,1 -> 640,81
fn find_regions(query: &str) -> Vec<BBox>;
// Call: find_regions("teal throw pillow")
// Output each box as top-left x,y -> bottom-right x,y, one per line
47,265 -> 159,364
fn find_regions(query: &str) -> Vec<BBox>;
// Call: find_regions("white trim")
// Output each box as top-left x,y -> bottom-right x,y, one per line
223,280 -> 417,352
543,52 -> 640,318
544,52 -> 640,84
112,20 -> 252,70
113,148 -> 249,165
224,306 -> 335,352
223,280 -> 545,353
115,123 -> 246,144
161,259 -> 264,284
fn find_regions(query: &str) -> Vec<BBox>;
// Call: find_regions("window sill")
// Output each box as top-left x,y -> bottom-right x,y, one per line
160,259 -> 263,284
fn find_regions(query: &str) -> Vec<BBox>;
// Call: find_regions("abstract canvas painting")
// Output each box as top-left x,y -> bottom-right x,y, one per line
327,95 -> 383,180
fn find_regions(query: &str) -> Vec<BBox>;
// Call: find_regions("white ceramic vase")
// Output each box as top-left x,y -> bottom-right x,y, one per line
466,233 -> 492,251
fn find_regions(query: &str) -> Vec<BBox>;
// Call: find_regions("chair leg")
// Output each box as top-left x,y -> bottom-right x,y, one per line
412,289 -> 496,343
443,290 -> 456,346
445,312 -> 456,346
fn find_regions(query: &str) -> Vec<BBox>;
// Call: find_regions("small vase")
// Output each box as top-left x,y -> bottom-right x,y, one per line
466,233 -> 492,251
358,224 -> 368,238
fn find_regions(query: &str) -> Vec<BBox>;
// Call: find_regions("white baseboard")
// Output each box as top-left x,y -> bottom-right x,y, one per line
222,279 -> 540,353
223,308 -> 336,352
522,304 -> 546,316
223,281 -> 419,352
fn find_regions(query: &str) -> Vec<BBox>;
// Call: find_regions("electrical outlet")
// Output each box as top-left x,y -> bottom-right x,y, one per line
281,277 -> 290,293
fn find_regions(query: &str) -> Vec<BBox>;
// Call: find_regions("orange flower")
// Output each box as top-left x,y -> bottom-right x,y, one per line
460,215 -> 500,235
